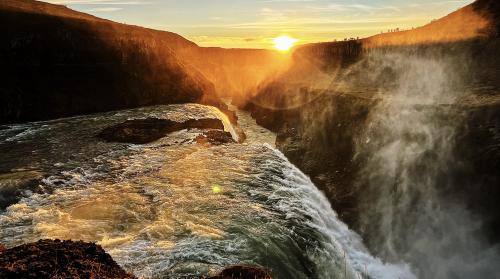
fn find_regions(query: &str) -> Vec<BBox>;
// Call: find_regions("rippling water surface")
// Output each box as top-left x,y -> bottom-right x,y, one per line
0,104 -> 414,279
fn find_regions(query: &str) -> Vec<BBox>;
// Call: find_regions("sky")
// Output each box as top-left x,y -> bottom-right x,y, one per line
44,0 -> 475,49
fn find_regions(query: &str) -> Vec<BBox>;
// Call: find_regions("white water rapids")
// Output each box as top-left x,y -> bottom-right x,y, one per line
0,104 -> 414,278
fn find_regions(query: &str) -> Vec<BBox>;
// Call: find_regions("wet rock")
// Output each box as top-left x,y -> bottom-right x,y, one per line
98,117 -> 225,144
206,265 -> 272,279
0,171 -> 42,210
194,130 -> 235,145
0,239 -> 136,279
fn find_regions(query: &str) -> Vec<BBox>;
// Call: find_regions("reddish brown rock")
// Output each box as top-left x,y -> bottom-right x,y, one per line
0,239 -> 135,279
195,130 -> 235,145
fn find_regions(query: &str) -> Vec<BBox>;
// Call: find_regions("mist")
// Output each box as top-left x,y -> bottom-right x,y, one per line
351,50 -> 500,278
243,12 -> 500,276
1,0 -> 500,278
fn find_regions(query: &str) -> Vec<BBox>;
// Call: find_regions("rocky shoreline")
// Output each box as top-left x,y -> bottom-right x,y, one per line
0,240 -> 136,279
0,240 -> 272,279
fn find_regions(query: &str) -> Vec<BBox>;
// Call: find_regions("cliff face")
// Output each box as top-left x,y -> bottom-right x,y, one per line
0,0 -> 218,124
244,0 -> 500,273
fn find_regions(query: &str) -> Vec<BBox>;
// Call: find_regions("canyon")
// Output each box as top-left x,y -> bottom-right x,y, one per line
0,0 -> 499,278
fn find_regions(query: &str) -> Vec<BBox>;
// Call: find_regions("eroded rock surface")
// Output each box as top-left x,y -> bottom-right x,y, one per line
195,130 -> 235,145
98,117 -> 225,144
0,239 -> 135,279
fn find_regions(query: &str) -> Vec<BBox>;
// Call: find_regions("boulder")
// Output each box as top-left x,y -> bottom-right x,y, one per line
98,117 -> 225,144
206,265 -> 272,279
0,239 -> 135,279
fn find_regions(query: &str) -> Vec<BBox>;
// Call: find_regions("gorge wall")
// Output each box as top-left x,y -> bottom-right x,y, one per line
244,0 -> 500,278
0,0 -> 285,125
2,0 -> 500,277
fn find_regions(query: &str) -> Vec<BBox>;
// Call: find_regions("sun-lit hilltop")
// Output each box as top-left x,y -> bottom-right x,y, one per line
364,0 -> 499,47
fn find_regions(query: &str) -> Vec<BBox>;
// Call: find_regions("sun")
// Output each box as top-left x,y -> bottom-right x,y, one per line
273,35 -> 298,52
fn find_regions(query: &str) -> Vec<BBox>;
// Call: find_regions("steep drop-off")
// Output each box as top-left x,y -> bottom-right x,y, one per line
244,0 -> 500,278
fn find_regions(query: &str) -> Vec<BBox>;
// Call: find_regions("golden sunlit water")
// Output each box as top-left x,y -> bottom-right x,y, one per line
0,104 -> 412,279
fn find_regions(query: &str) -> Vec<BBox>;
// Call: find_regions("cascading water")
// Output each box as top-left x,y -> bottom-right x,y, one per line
354,52 -> 500,279
0,104 -> 413,278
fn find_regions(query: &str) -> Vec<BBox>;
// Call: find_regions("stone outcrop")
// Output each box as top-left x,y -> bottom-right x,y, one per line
0,241 -> 272,279
206,265 -> 272,279
0,239 -> 136,279
98,118 -> 226,144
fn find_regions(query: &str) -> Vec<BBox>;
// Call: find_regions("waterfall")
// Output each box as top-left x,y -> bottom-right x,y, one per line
355,51 -> 500,278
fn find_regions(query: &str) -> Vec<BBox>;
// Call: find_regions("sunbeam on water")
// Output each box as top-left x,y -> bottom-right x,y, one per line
0,104 -> 414,279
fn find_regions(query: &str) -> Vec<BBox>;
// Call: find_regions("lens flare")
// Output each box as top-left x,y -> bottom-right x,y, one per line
212,184 -> 222,194
273,35 -> 298,52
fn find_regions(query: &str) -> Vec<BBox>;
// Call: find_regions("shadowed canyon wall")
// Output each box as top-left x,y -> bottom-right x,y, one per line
244,0 -> 500,278
0,0 -> 287,125
1,0 -> 500,277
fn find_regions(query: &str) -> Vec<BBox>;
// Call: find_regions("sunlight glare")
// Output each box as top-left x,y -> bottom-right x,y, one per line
273,35 -> 298,52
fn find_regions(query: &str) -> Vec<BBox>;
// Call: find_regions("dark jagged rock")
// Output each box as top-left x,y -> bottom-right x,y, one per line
0,239 -> 135,279
247,93 -> 376,224
206,265 -> 272,279
98,117 -> 225,144
195,130 -> 235,145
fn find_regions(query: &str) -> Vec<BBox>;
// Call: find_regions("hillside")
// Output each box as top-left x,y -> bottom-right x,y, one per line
0,0 -> 216,124
364,0 -> 498,47
249,0 -> 500,110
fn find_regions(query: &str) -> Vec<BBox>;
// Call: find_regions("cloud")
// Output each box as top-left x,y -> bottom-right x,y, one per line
44,0 -> 149,13
260,0 -> 315,2
87,7 -> 123,12
44,0 -> 149,6
320,3 -> 401,13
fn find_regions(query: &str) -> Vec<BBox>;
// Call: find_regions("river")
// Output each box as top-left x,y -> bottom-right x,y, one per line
0,104 -> 414,279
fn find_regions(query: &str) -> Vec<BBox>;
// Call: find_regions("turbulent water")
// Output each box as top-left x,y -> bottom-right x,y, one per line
0,104 -> 413,278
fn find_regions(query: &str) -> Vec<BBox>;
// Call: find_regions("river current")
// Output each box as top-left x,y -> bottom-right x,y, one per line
0,104 -> 414,279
